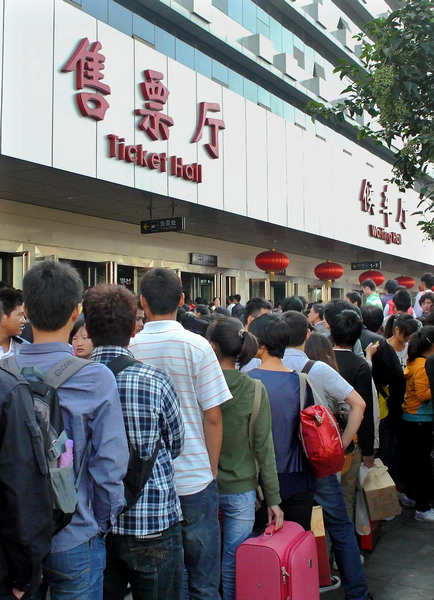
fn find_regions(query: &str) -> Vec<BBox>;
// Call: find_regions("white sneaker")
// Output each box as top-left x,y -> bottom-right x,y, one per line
415,508 -> 434,522
399,493 -> 416,508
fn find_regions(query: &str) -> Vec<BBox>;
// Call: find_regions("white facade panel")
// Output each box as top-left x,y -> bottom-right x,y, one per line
133,40 -> 169,198
245,102 -> 268,221
0,0 -> 430,265
196,74 -> 224,210
222,88 -> 247,216
167,59 -> 198,204
96,22 -> 134,188
53,0 -> 97,177
2,0 -> 54,166
267,112 -> 287,226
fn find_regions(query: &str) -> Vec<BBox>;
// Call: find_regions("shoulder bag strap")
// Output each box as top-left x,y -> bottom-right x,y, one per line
301,359 -> 315,375
298,372 -> 309,411
249,380 -> 263,473
107,355 -> 139,376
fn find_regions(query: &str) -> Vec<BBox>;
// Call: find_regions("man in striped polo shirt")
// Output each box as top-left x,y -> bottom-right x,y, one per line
130,268 -> 231,600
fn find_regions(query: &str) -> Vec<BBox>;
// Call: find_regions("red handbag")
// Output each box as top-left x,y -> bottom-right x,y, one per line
299,403 -> 345,478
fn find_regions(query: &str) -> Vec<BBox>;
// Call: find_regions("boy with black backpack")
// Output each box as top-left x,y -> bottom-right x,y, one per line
0,260 -> 129,600
0,299 -> 52,600
82,283 -> 184,600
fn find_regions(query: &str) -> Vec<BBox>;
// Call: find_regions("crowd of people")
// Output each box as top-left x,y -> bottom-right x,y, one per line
0,263 -> 433,600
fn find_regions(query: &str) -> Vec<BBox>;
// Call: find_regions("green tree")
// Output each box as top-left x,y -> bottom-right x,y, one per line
307,0 -> 434,239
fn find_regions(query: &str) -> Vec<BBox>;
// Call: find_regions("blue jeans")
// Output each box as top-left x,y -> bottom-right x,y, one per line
219,490 -> 256,600
34,535 -> 106,600
314,475 -> 368,600
181,480 -> 221,600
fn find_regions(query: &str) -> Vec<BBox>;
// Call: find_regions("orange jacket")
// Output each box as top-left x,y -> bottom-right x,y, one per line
402,357 -> 433,421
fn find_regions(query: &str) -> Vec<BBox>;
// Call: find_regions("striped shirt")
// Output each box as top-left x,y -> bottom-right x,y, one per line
91,345 -> 184,536
130,320 -> 231,496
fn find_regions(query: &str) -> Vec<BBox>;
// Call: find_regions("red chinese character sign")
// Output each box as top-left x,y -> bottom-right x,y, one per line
191,102 -> 225,159
135,70 -> 174,141
62,38 -> 111,121
358,179 -> 404,245
62,39 -> 227,184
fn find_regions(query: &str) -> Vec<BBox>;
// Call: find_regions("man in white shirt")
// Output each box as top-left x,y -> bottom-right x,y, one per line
0,287 -> 27,358
130,268 -> 231,600
413,273 -> 434,318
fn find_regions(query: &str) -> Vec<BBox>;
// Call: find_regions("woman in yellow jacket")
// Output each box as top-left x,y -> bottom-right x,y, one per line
401,325 -> 434,522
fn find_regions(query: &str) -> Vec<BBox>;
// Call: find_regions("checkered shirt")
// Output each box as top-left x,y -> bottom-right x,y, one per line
92,346 -> 184,536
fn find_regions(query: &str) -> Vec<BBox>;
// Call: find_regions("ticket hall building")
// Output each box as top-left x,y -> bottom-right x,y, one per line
0,0 -> 432,305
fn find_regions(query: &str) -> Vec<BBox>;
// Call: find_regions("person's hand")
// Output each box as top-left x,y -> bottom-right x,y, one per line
363,455 -> 375,468
12,589 -> 24,599
365,341 -> 379,361
267,505 -> 284,531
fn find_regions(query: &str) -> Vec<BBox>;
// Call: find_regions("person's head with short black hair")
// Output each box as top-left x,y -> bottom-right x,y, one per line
83,284 -> 137,348
385,279 -> 399,294
0,286 -> 26,342
140,268 -> 183,318
207,317 -> 258,368
346,291 -> 362,308
281,296 -> 303,313
194,297 -> 205,305
248,313 -> 290,359
69,313 -> 85,344
361,279 -> 376,294
407,325 -> 434,363
361,305 -> 384,333
384,313 -> 419,342
135,297 -> 146,334
323,299 -> 357,330
305,332 -> 339,372
329,309 -> 363,348
307,302 -> 324,324
23,260 -> 83,332
393,288 -> 411,312
420,273 -> 434,291
419,292 -> 434,314
282,310 -> 309,347
245,297 -> 272,327
233,294 -> 241,304
214,306 -> 230,317
423,309 -> 434,326
298,296 -> 308,311
0,287 -> 23,316
194,304 -> 211,319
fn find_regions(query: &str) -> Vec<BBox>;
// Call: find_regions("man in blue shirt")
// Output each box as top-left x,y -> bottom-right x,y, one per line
17,260 -> 129,600
82,283 -> 184,599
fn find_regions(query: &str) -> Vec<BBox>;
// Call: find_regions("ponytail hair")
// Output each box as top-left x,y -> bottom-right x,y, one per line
407,325 -> 434,363
207,317 -> 258,368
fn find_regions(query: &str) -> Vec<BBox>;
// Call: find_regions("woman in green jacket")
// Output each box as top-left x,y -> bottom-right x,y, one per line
207,317 -> 283,600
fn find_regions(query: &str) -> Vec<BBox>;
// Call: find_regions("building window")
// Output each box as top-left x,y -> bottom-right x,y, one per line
108,1 -> 132,36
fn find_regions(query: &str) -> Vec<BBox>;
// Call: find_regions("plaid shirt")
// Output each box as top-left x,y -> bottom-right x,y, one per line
92,346 -> 184,536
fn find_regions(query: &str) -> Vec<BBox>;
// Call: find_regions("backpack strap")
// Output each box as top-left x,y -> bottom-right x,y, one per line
301,360 -> 315,375
107,355 -> 139,376
0,356 -> 23,380
44,357 -> 92,389
298,372 -> 308,411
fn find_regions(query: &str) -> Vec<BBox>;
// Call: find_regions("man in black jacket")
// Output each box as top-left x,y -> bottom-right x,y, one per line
0,302 -> 53,599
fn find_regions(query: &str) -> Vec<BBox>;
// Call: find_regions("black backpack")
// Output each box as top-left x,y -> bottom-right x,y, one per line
107,356 -> 161,510
0,355 -> 91,534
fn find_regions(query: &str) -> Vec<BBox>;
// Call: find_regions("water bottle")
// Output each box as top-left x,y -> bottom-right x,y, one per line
59,439 -> 74,468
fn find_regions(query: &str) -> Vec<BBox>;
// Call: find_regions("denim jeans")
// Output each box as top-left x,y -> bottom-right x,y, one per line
314,475 -> 368,600
181,480 -> 221,600
219,490 -> 256,600
103,523 -> 183,600
34,535 -> 106,600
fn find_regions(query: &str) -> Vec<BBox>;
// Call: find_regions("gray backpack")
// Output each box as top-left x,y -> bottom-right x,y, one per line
0,355 -> 91,534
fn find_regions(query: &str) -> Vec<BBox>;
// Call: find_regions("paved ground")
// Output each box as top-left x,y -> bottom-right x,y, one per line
323,508 -> 434,600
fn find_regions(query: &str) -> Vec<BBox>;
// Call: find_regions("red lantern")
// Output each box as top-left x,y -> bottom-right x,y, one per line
359,270 -> 385,287
255,249 -> 290,274
396,276 -> 415,289
314,262 -> 344,281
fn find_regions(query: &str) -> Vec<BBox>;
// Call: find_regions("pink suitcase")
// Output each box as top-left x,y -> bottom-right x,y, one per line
235,521 -> 319,600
